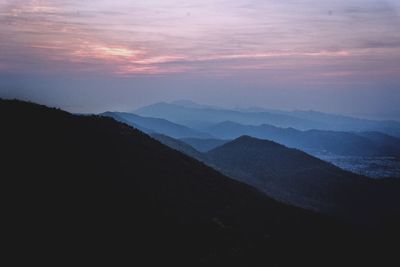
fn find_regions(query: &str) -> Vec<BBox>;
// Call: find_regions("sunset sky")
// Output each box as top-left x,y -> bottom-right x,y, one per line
1,0 -> 399,119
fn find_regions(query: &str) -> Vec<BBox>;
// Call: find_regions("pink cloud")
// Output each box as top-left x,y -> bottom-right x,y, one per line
0,0 -> 398,78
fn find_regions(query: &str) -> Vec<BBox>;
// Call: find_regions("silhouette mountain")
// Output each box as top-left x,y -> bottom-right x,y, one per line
151,133 -> 204,159
3,99 -> 399,266
204,136 -> 400,223
2,99 -> 379,266
135,101 -> 400,136
357,131 -> 400,156
205,121 -> 400,156
102,111 -> 211,139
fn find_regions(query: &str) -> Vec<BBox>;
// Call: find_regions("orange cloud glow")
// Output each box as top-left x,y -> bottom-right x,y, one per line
70,42 -> 143,62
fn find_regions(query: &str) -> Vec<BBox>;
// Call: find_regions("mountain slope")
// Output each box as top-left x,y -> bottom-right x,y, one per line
205,121 -> 400,156
4,99 -> 392,266
151,133 -> 204,159
102,111 -> 211,139
180,137 -> 229,152
356,131 -> 400,155
205,136 -> 400,222
145,133 -> 400,223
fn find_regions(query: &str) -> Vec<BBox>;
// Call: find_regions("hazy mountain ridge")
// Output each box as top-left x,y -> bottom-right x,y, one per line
105,102 -> 400,178
291,110 -> 400,132
102,111 -> 212,139
135,101 -> 400,137
104,107 -> 400,158
205,121 -> 400,157
239,107 -> 400,128
135,102 -> 317,130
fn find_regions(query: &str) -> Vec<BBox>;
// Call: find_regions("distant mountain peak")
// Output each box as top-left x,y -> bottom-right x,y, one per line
217,135 -> 284,150
235,135 -> 256,141
170,100 -> 221,110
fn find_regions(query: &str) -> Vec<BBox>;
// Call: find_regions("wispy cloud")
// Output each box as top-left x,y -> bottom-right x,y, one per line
0,0 -> 399,78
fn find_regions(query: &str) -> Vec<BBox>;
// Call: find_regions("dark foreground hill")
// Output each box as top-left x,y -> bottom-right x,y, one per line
205,136 -> 400,223
1,99 -> 399,266
151,133 -> 400,224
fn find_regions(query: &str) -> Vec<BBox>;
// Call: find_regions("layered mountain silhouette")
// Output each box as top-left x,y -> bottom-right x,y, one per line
3,99 -> 399,266
0,99 -> 364,266
135,101 -> 400,137
205,121 -> 400,156
135,102 -> 315,130
102,111 -> 211,139
103,109 -> 400,157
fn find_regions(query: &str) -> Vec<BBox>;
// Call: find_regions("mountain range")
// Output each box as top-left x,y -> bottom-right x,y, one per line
204,121 -> 400,157
102,111 -> 211,139
101,103 -> 400,158
3,99 -> 399,266
135,101 -> 400,137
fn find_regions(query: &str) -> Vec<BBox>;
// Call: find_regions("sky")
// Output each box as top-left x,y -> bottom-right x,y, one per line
0,0 -> 399,120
